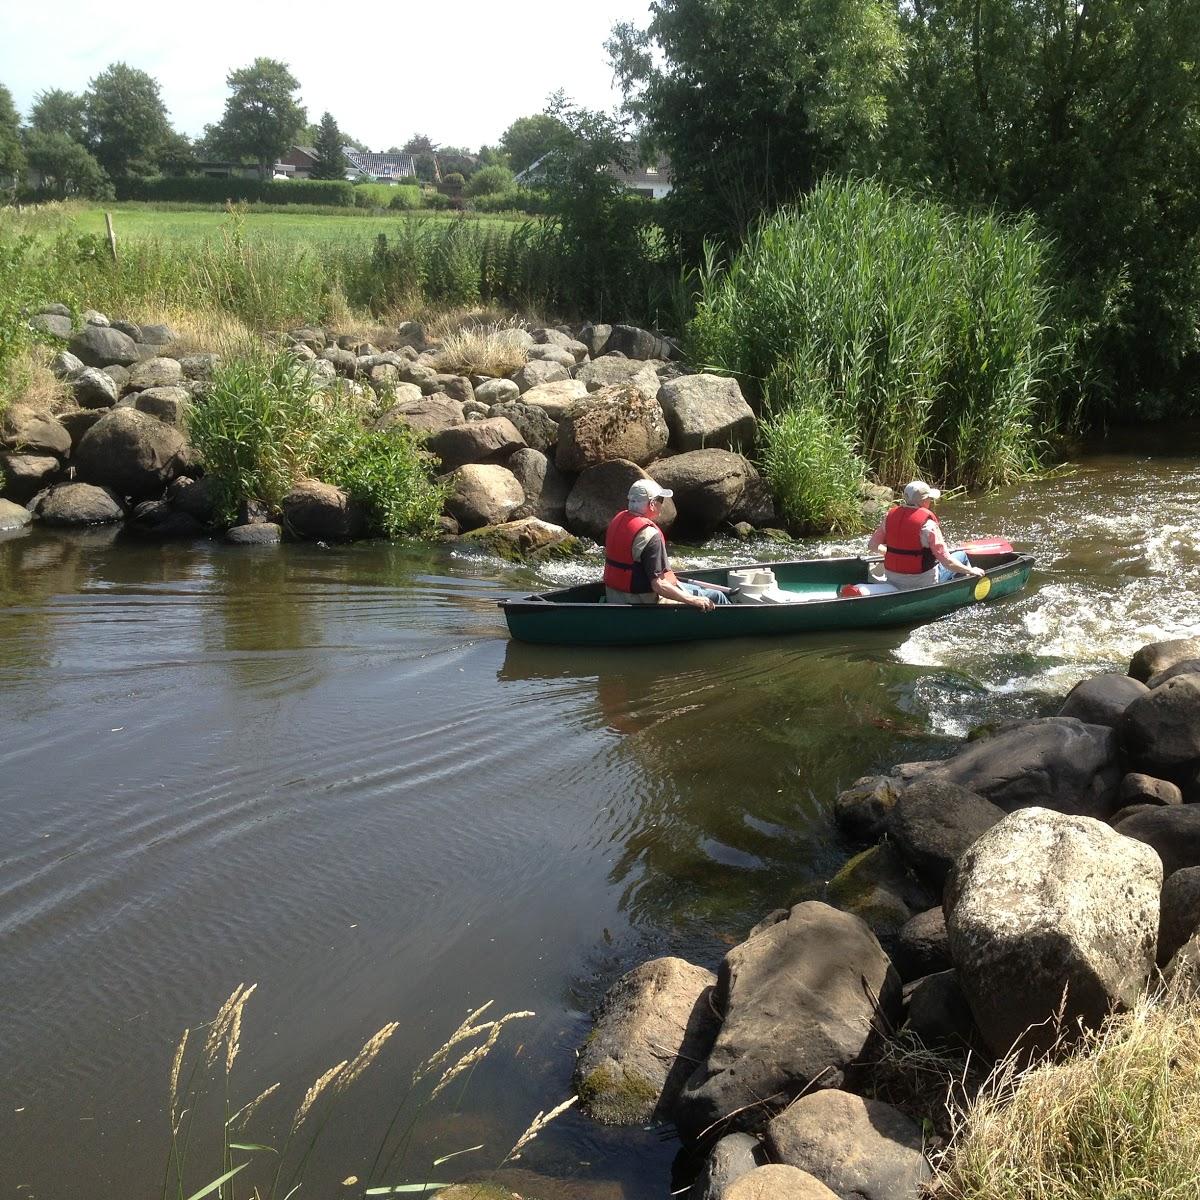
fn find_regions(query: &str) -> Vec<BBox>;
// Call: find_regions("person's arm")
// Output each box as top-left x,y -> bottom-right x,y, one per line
640,530 -> 714,611
866,520 -> 887,553
926,521 -> 984,577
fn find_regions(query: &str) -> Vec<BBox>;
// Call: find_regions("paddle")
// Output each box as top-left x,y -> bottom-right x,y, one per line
677,577 -> 739,596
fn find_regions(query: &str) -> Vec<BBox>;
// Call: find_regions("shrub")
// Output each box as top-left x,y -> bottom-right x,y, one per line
118,175 -> 354,207
465,165 -> 515,198
688,177 -> 1072,490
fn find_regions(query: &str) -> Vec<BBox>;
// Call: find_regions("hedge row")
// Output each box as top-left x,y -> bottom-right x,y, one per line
116,176 -> 355,207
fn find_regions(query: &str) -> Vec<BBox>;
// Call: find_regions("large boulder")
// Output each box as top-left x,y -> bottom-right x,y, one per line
924,717 -> 1120,819
473,378 -> 520,406
691,1133 -> 762,1200
427,417 -> 525,471
128,356 -> 184,391
35,482 -> 125,526
519,378 -> 588,419
833,775 -> 901,843
512,359 -> 570,393
74,408 -> 189,499
1129,637 -> 1200,683
724,1166 -> 838,1200
487,402 -> 558,453
827,842 -> 933,946
577,322 -> 612,358
1119,675 -> 1200,781
0,454 -> 60,503
574,956 -> 720,1125
1117,772 -> 1182,807
125,499 -> 205,539
1,404 -> 71,457
564,459 -> 677,541
764,1089 -> 930,1200
887,778 -> 1006,888
281,479 -> 365,541
50,350 -> 84,379
71,367 -> 120,409
508,447 -> 569,524
167,475 -> 219,524
1059,674 -> 1150,728
904,969 -> 979,1050
1146,659 -> 1200,689
444,464 -> 524,531
649,450 -> 759,538
526,343 -> 577,370
945,807 -> 1162,1058
59,409 -> 103,449
461,517 -> 577,562
576,356 -> 661,399
30,311 -> 72,339
375,392 -> 463,437
657,375 -> 757,452
605,324 -> 676,360
555,385 -> 669,472
674,902 -> 900,1139
0,497 -> 34,531
892,907 -> 951,984
134,387 -> 192,428
1112,805 -> 1200,877
1157,866 -> 1200,966
68,324 -> 140,367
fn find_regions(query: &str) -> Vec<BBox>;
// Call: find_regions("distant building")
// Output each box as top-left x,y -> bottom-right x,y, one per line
277,146 -> 319,178
513,149 -> 672,200
343,149 -> 417,183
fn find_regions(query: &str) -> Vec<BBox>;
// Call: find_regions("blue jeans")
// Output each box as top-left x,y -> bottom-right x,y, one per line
679,582 -> 731,605
936,550 -> 971,583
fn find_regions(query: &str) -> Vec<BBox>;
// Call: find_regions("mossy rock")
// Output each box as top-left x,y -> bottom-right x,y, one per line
827,842 -> 933,940
439,1184 -> 530,1200
576,1062 -> 660,1125
461,517 -> 580,562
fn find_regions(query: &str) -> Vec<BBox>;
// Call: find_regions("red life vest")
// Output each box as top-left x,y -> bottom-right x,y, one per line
883,505 -> 939,574
604,510 -> 659,593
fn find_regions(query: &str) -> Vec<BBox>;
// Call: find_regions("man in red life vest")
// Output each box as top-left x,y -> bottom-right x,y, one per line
603,479 -> 728,609
866,480 -> 985,590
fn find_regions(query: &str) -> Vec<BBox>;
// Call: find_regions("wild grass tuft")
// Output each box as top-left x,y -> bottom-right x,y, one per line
932,981 -> 1200,1200
432,321 -> 531,378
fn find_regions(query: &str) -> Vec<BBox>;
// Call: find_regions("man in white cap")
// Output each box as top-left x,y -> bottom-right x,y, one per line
866,480 -> 985,589
603,478 -> 728,609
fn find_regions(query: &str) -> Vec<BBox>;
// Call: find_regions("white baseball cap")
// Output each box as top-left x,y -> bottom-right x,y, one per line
903,480 -> 941,505
628,478 -> 673,504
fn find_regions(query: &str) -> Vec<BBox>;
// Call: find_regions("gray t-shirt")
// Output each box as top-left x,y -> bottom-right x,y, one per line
605,523 -> 670,604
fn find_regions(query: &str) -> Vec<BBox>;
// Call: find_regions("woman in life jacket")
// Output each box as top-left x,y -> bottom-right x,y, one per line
866,480 -> 985,590
603,479 -> 728,609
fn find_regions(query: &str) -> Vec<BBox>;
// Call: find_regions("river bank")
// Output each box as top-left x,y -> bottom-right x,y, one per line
1,443 -> 1199,1198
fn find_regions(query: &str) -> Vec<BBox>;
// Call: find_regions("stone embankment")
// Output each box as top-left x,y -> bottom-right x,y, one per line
573,635 -> 1200,1200
3,307 -> 891,552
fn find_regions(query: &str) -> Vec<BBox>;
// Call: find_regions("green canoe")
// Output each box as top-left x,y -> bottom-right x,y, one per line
499,548 -> 1033,646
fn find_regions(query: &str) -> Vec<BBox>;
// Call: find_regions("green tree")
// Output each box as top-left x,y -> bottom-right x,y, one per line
404,134 -> 438,181
0,83 -> 25,190
156,129 -> 195,175
310,111 -> 346,180
608,0 -> 905,252
465,163 -> 514,196
23,129 -> 110,197
211,57 -> 306,178
84,62 -> 172,181
29,88 -> 86,143
499,113 -> 568,174
890,0 -> 1200,409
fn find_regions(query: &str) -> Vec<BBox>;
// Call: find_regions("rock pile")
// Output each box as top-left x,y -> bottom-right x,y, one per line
576,635 -> 1200,1198
3,307 -> 822,555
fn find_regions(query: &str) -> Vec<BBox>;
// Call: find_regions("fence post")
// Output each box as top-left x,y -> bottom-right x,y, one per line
104,211 -> 118,262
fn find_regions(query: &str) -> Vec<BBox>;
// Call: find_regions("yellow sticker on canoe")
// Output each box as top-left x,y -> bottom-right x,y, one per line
973,576 -> 992,601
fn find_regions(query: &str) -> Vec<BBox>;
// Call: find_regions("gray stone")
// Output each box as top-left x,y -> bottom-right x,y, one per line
675,902 -> 900,1139
765,1089 -> 931,1200
68,324 -> 140,367
1117,772 -> 1183,807
1060,674 -> 1151,728
0,498 -> 33,531
606,324 -> 675,360
691,1133 -> 762,1200
1113,805 -> 1200,877
36,482 -> 125,526
576,356 -> 662,399
893,907 -> 951,983
1146,659 -> 1200,689
0,404 -> 71,457
888,778 -> 1006,888
833,774 -> 901,842
139,323 -> 175,346
0,454 -> 59,503
320,346 -> 358,377
724,1165 -> 838,1200
1129,637 -> 1200,682
31,312 -> 72,338
374,394 -> 464,437
577,322 -> 612,358
134,387 -> 193,428
58,408 -> 103,448
125,499 -> 204,539
427,417 -> 525,471
129,356 -> 184,391
946,807 -> 1162,1058
281,479 -> 365,541
555,385 -> 669,472
509,447 -> 570,524
827,842 -> 933,946
165,476 -> 218,524
37,303 -> 71,318
519,378 -> 587,418
1158,866 -> 1200,966
72,367 -> 120,409
574,956 -> 719,1125
226,522 -> 283,545
564,459 -> 677,542
474,377 -> 520,406
1120,675 -> 1200,778
82,309 -> 110,326
461,517 -> 577,561
74,408 -> 189,499
287,326 -> 327,351
102,364 -> 131,392
657,374 -> 757,453
110,320 -> 141,341
904,969 -> 979,1050
526,344 -> 577,371
50,351 -> 84,380
444,464 -> 524,531
513,359 -> 571,393
649,450 -> 759,538
487,402 -> 558,453
179,353 -> 221,381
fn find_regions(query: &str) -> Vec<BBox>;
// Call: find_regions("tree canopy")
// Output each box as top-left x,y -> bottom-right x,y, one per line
310,113 -> 347,180
499,113 -> 568,175
210,57 -> 306,177
0,83 -> 25,187
83,62 -> 171,180
29,89 -> 87,143
23,129 -> 109,197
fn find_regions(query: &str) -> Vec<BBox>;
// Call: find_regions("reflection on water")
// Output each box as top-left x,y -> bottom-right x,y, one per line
2,437 -> 1198,1198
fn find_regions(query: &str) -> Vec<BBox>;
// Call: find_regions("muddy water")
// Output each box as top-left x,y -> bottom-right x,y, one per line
1,430 -> 1198,1199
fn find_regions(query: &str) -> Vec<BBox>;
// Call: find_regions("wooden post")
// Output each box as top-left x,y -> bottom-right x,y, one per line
104,211 -> 117,262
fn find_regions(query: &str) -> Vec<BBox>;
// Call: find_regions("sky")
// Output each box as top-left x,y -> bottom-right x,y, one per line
0,0 -> 651,151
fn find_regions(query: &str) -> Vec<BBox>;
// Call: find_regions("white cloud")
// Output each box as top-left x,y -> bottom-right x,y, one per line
1,0 -> 650,149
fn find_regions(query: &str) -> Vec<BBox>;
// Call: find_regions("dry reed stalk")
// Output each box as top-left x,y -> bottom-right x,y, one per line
413,1001 -> 496,1085
336,1022 -> 400,1095
224,983 -> 257,1074
204,983 -> 250,1070
291,1059 -> 349,1133
230,1081 -> 280,1131
168,1028 -> 189,1131
501,1094 -> 578,1163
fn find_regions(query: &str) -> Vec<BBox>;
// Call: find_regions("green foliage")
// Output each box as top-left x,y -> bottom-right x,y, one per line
499,113 -> 568,174
609,0 -> 906,254
388,187 -> 419,211
470,188 -> 550,215
465,165 -> 514,198
209,57 -> 306,176
0,232 -> 66,408
187,351 -> 443,535
689,178 -> 1068,491
0,82 -> 27,190
23,130 -> 111,199
119,176 -> 353,206
29,88 -> 87,142
83,62 -> 172,181
310,112 -> 346,181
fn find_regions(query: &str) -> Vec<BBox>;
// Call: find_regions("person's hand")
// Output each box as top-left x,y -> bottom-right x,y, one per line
966,565 -> 985,578
693,595 -> 716,612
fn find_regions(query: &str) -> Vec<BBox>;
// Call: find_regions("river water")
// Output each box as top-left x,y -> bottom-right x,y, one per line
3,431 -> 1199,1199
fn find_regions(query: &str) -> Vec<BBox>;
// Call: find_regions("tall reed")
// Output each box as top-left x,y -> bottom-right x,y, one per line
688,178 -> 1074,490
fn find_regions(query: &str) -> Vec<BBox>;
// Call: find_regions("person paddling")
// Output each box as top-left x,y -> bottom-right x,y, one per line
867,480 -> 985,589
603,479 -> 729,610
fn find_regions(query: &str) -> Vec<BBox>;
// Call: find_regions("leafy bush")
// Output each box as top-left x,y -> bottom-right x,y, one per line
689,178 -> 1071,489
465,164 -> 515,197
471,188 -> 551,215
118,175 -> 354,206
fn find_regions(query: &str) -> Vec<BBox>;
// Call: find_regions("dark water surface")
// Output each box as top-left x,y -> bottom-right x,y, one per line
3,434 -> 1199,1199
